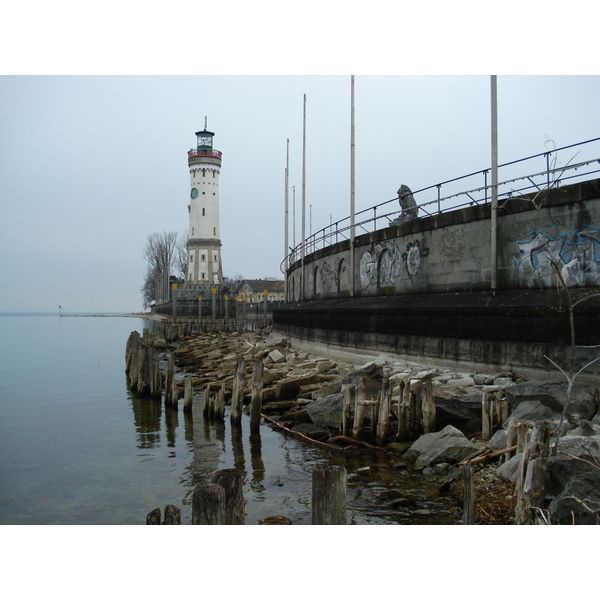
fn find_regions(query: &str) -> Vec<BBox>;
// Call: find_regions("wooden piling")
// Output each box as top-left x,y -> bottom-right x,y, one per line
352,377 -> 367,440
249,357 -> 264,433
341,384 -> 353,437
202,383 -> 211,416
165,354 -> 175,405
376,378 -> 391,446
192,482 -> 226,525
211,468 -> 245,525
515,422 -> 550,524
396,379 -> 409,441
183,375 -> 193,412
462,463 -> 475,525
214,381 -> 225,420
421,380 -> 436,434
163,504 -> 181,524
482,393 -> 492,441
230,357 -> 246,425
146,508 -> 161,524
311,465 -> 347,525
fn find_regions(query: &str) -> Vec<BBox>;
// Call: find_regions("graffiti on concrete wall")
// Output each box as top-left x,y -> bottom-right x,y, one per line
359,240 -> 429,289
515,224 -> 600,287
403,240 -> 429,277
360,241 -> 403,289
439,228 -> 466,265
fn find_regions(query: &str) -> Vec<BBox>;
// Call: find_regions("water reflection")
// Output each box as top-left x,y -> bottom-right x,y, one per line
130,392 -> 162,449
129,385 -> 458,525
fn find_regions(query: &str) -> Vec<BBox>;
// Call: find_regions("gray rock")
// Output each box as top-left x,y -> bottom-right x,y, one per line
546,455 -> 599,498
505,400 -> 561,430
321,362 -> 383,397
496,454 -> 522,483
305,393 -> 344,428
154,338 -> 167,349
547,470 -> 600,524
505,381 -> 599,427
493,377 -> 515,387
406,425 -> 480,469
447,377 -> 476,387
473,374 -> 488,386
488,429 -> 507,451
290,423 -> 331,441
432,385 -> 484,434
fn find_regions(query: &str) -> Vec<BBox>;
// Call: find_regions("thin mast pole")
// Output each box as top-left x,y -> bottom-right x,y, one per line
301,94 -> 306,301
284,138 -> 289,301
350,75 -> 356,297
490,75 -> 498,292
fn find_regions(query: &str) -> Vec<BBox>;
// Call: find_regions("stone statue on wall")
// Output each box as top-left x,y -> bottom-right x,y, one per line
393,184 -> 418,224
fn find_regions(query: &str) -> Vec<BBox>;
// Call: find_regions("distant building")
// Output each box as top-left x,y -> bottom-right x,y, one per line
237,279 -> 285,304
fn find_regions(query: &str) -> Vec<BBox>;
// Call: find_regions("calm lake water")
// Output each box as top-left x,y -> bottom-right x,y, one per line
0,313 -> 457,525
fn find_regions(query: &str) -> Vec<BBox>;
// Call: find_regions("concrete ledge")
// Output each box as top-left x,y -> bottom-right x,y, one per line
273,289 -> 600,380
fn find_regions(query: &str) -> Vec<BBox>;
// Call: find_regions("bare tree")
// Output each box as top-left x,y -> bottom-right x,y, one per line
141,231 -> 179,307
175,233 -> 188,280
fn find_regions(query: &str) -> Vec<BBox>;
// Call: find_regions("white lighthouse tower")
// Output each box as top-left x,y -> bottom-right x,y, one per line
186,121 -> 223,285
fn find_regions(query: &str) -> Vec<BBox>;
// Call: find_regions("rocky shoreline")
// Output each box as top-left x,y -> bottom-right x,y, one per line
143,324 -> 600,525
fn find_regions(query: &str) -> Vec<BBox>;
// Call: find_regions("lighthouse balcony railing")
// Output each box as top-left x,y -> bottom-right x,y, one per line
188,149 -> 223,159
282,136 -> 600,272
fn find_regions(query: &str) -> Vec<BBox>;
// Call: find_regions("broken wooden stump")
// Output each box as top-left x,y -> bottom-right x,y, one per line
311,464 -> 347,525
249,357 -> 264,434
192,482 -> 226,525
211,468 -> 245,525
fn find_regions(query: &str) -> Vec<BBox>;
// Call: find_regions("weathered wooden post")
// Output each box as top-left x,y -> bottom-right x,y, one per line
202,383 -> 211,416
211,287 -> 217,321
192,482 -> 226,525
515,422 -> 549,525
198,296 -> 202,321
146,508 -> 161,524
211,469 -> 245,525
165,354 -> 175,405
214,381 -> 225,420
516,421 -> 529,455
496,396 -> 509,429
482,393 -> 493,441
230,357 -> 246,425
163,504 -> 181,524
352,377 -> 367,440
249,357 -> 264,433
421,380 -> 436,434
397,378 -> 410,442
376,378 -> 391,446
463,463 -> 475,525
184,375 -> 193,412
341,384 -> 353,437
311,465 -> 347,525
502,420 -> 518,464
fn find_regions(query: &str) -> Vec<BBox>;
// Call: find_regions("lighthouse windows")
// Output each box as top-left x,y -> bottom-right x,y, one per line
202,208 -> 205,216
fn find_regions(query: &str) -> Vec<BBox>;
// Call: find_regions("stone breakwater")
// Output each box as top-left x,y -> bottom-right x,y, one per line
128,324 -> 600,525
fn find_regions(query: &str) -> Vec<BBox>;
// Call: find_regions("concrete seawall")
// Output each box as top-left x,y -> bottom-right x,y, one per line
275,180 -> 600,381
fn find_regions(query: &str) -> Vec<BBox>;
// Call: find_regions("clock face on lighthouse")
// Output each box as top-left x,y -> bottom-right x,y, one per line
191,188 -> 198,199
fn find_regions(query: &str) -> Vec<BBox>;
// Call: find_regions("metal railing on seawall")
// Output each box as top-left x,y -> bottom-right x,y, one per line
282,137 -> 600,272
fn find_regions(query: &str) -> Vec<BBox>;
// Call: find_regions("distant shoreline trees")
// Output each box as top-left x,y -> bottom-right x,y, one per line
141,232 -> 187,309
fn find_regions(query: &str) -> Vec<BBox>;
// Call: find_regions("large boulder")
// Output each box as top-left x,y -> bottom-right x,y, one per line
305,393 -> 344,428
504,400 -> 562,430
318,362 -> 383,398
505,381 -> 599,427
545,455 -> 599,498
547,470 -> 600,524
405,425 -> 480,469
432,386 -> 483,435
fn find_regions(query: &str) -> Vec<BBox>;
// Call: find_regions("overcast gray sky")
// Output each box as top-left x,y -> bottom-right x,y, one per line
1,7 -> 598,313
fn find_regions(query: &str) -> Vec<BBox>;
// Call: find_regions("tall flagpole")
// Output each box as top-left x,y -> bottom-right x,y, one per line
284,138 -> 289,302
490,75 -> 498,293
301,94 -> 307,301
350,76 -> 356,297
